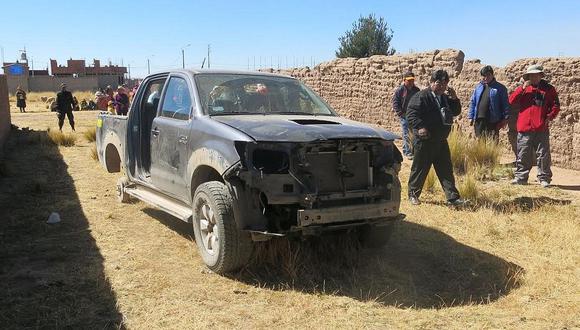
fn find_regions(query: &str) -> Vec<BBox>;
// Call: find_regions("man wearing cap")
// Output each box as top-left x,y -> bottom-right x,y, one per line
406,69 -> 464,206
467,65 -> 510,140
55,83 -> 76,131
392,72 -> 420,159
509,64 -> 560,187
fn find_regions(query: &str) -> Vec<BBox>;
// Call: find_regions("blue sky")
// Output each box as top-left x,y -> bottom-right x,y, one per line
1,0 -> 579,78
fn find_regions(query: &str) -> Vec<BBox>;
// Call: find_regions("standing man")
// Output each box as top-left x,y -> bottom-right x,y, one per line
392,71 -> 420,159
406,70 -> 464,206
509,65 -> 560,187
467,65 -> 510,140
15,86 -> 27,113
56,83 -> 75,131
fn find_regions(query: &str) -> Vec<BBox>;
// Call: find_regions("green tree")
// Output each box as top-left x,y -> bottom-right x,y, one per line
336,14 -> 396,58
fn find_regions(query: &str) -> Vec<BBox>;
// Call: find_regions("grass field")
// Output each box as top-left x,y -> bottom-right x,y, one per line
1,103 -> 579,329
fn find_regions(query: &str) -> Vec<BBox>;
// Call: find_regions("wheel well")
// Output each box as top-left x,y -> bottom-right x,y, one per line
105,144 -> 121,173
191,165 -> 224,197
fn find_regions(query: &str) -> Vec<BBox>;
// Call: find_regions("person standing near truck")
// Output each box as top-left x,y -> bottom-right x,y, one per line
56,83 -> 75,131
114,86 -> 130,116
15,86 -> 27,113
406,70 -> 464,206
392,72 -> 420,159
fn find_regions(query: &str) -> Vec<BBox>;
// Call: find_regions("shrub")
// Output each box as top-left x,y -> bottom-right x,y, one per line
423,168 -> 437,192
47,128 -> 77,147
90,145 -> 99,161
83,127 -> 97,142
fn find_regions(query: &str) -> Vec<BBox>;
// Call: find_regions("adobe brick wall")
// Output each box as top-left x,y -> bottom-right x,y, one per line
0,75 -> 11,153
267,49 -> 580,170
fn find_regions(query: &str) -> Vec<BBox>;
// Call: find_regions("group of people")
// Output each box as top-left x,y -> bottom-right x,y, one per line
392,64 -> 560,206
94,84 -> 135,116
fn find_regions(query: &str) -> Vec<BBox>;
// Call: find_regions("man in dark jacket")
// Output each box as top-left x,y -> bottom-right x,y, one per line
467,65 -> 510,140
406,70 -> 464,206
508,64 -> 560,187
392,71 -> 420,159
56,83 -> 75,131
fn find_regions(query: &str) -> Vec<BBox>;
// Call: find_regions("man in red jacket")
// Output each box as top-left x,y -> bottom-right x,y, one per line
508,65 -> 560,187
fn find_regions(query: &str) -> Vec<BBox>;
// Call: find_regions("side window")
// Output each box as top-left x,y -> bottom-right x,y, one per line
140,78 -> 166,115
160,77 -> 192,120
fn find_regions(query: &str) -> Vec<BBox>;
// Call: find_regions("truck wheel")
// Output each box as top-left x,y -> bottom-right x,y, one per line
116,177 -> 131,203
192,181 -> 253,274
358,220 -> 397,248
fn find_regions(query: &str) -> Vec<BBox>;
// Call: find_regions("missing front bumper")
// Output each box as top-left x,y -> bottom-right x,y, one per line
297,200 -> 400,227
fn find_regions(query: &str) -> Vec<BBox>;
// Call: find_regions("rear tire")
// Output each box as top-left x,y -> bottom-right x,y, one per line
192,181 -> 253,274
358,220 -> 396,248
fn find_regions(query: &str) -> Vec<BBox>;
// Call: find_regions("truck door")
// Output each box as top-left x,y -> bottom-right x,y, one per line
150,75 -> 193,200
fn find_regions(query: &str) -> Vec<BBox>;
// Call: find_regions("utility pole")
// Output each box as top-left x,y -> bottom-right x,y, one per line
147,59 -> 150,74
1,46 -> 4,65
128,64 -> 131,80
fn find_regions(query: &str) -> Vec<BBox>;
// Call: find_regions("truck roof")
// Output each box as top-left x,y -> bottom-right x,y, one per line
154,69 -> 295,79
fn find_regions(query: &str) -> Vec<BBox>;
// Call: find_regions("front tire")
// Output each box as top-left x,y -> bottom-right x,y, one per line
192,181 -> 253,273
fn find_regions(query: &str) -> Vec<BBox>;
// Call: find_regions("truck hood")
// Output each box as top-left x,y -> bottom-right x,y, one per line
211,115 -> 399,142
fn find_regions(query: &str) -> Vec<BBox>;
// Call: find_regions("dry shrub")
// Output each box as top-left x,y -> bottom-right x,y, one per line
47,128 -> 77,147
423,168 -> 437,192
458,172 -> 479,201
90,145 -> 98,161
84,127 -> 97,142
447,127 -> 468,174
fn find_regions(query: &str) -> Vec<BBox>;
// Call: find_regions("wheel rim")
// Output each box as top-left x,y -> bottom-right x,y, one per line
198,201 -> 219,256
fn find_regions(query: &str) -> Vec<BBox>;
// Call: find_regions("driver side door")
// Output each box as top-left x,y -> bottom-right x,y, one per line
150,75 -> 193,200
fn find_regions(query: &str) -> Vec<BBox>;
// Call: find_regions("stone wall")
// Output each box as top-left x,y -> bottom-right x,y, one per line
266,49 -> 580,170
0,75 -> 11,154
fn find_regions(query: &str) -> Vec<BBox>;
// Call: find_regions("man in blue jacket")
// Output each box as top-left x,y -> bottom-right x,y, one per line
467,66 -> 510,140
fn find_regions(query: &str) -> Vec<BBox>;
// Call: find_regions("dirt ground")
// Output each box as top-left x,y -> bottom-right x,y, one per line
1,103 -> 579,329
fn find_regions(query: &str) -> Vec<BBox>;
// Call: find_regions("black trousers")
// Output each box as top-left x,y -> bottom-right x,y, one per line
408,138 -> 460,201
474,118 -> 499,140
57,110 -> 75,130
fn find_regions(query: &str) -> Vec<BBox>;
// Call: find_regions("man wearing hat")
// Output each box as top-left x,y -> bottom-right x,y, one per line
406,69 -> 464,206
508,64 -> 560,187
467,65 -> 510,140
55,83 -> 76,131
392,71 -> 420,159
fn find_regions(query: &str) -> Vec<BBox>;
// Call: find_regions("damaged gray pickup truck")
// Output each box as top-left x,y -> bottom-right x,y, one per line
96,70 -> 404,273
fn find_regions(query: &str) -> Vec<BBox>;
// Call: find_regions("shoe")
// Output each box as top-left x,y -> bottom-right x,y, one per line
510,178 -> 527,185
409,196 -> 421,205
447,198 -> 466,206
540,181 -> 551,188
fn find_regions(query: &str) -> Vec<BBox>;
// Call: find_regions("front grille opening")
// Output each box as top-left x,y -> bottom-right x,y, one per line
252,149 -> 289,174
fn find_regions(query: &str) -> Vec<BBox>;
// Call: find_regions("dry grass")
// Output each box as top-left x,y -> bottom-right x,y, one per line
89,145 -> 98,161
83,127 -> 97,142
47,128 -> 77,146
2,102 -> 579,329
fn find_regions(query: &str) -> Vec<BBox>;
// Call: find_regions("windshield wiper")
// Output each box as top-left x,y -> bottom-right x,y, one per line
274,111 -> 334,116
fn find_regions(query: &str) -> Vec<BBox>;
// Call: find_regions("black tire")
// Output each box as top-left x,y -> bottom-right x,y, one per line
116,177 -> 131,203
192,181 -> 253,273
358,220 -> 397,248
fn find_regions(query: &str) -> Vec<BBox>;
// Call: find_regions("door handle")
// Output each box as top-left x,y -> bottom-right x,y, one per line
178,135 -> 188,144
151,128 -> 160,137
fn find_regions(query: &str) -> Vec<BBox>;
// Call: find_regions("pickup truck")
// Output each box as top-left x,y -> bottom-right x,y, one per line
96,69 -> 404,274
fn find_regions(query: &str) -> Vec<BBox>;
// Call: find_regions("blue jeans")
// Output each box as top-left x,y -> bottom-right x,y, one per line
400,116 -> 412,156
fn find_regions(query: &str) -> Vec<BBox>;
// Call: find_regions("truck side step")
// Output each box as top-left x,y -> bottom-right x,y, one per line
125,185 -> 193,222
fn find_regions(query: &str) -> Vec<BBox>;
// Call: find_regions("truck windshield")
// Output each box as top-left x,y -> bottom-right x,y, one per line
194,74 -> 336,116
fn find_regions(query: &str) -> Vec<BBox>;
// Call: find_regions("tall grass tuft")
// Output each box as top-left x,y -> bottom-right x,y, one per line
47,128 -> 77,147
459,172 -> 479,201
423,168 -> 437,192
90,145 -> 99,161
84,127 -> 97,142
447,127 -> 468,174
